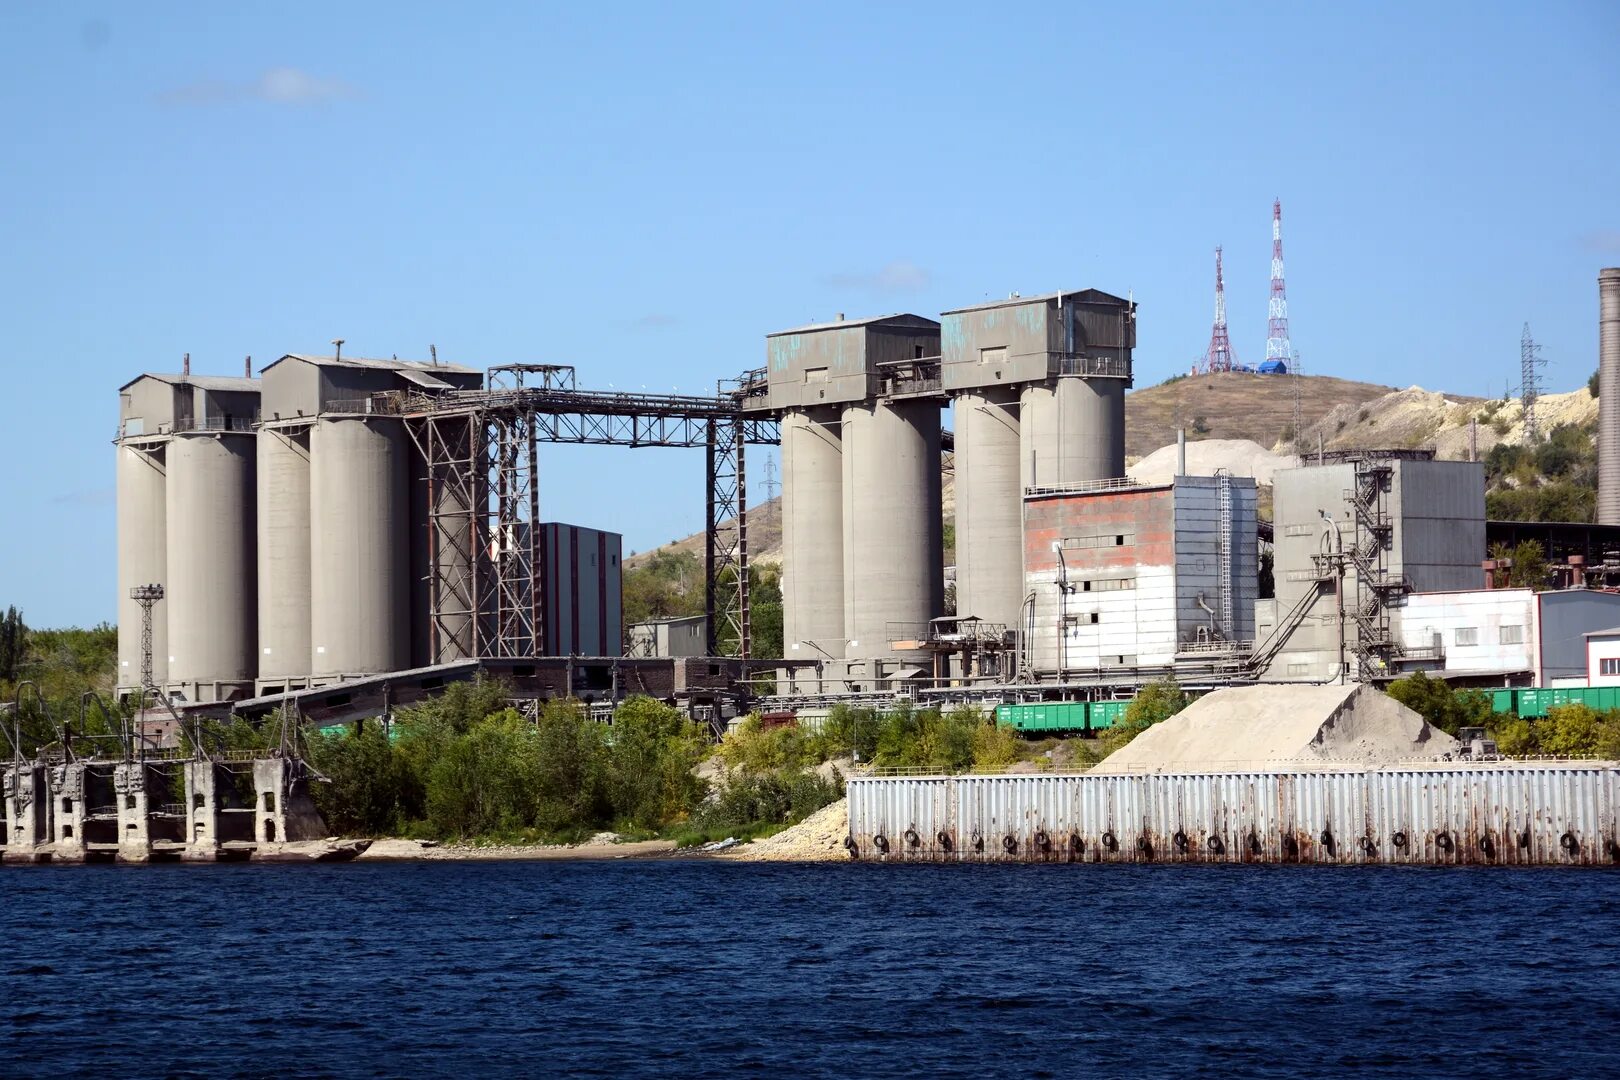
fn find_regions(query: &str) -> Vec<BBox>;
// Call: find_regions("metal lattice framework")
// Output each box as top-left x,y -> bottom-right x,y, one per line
405,365 -> 778,662
1196,246 -> 1238,374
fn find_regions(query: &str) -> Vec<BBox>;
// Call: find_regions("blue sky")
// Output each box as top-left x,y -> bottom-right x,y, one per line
3,2 -> 1617,627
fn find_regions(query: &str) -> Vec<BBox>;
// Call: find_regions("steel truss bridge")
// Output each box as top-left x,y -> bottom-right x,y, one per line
400,364 -> 778,662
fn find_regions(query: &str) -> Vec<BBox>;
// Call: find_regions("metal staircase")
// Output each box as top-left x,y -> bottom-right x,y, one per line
1344,461 -> 1409,679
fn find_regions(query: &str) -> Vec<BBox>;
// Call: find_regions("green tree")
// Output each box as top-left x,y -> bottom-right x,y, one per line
1590,369 -> 1600,398
0,606 -> 26,683
1536,704 -> 1604,757
1486,540 -> 1550,590
1386,672 -> 1493,737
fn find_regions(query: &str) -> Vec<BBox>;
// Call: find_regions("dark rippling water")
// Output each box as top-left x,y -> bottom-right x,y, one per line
2,861 -> 1617,1078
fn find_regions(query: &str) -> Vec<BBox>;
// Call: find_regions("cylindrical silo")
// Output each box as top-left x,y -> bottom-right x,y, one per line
256,426 -> 311,684
953,390 -> 1022,629
842,399 -> 943,661
116,440 -> 168,692
165,432 -> 257,699
781,408 -> 845,658
1019,377 -> 1125,490
1598,268 -> 1620,525
310,416 -> 410,676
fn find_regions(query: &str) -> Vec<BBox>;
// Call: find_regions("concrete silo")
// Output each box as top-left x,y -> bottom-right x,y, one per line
779,408 -> 845,658
310,415 -> 410,677
1019,376 -> 1125,490
941,291 -> 1136,633
841,398 -> 943,661
755,314 -> 942,667
165,431 -> 257,699
951,390 -> 1021,627
256,425 -> 311,687
115,440 -> 167,693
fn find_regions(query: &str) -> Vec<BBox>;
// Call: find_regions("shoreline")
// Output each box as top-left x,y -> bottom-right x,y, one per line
356,838 -> 687,861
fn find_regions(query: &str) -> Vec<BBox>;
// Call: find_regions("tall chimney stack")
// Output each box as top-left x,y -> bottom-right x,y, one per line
182,352 -> 190,378
244,355 -> 252,378
1598,268 -> 1620,523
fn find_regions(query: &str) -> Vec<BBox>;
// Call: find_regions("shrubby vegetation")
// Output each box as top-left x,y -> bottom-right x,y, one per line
1484,422 -> 1597,524
1095,677 -> 1190,754
1385,672 -> 1620,757
307,683 -> 711,842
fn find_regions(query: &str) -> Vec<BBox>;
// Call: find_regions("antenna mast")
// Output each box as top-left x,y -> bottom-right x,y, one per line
1198,246 -> 1237,374
1266,199 -> 1294,366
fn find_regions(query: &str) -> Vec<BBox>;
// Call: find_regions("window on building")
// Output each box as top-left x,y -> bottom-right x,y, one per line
1287,663 -> 1311,676
1089,613 -> 1099,624
1115,535 -> 1124,546
1601,658 -> 1620,676
980,346 -> 1006,366
1455,627 -> 1479,646
1499,624 -> 1524,645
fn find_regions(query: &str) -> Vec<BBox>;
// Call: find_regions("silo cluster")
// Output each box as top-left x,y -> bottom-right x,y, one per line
762,290 -> 1135,687
943,292 -> 1134,633
115,356 -> 482,703
115,373 -> 261,702
767,316 -> 945,673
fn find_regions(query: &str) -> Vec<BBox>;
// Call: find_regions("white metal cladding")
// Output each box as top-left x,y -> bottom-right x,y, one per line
846,767 -> 1620,866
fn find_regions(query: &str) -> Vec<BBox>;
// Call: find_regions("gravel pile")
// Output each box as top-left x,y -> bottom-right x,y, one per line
1093,684 -> 1457,774
725,798 -> 850,862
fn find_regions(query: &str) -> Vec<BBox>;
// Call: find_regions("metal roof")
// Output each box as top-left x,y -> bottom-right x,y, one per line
117,373 -> 261,393
396,368 -> 457,390
264,353 -> 481,375
1583,626 -> 1620,639
766,313 -> 939,338
940,289 -> 1130,316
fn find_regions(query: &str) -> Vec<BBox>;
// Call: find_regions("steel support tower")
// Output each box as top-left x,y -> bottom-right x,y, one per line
1521,322 -> 1546,443
1197,246 -> 1238,374
1266,199 -> 1294,366
405,367 -> 778,662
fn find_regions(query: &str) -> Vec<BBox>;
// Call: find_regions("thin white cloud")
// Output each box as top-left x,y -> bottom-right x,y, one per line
1581,229 -> 1620,254
159,67 -> 360,107
824,259 -> 931,294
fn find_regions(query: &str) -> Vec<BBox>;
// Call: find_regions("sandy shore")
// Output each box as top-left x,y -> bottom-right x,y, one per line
357,838 -> 679,861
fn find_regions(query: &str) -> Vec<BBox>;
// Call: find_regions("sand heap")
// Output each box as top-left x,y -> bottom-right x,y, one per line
726,798 -> 850,862
1128,438 -> 1300,486
1093,683 -> 1457,774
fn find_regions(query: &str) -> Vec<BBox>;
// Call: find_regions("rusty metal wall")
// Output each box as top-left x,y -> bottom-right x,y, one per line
846,767 -> 1620,866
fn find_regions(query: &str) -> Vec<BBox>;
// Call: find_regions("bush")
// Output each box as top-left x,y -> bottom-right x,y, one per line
1385,672 -> 1493,736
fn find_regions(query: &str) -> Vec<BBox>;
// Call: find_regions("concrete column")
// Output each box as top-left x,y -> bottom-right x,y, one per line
183,760 -> 221,860
49,764 -> 88,863
3,765 -> 53,863
114,762 -> 152,863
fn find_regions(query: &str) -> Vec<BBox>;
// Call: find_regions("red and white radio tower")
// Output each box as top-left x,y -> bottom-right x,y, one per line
1197,246 -> 1237,374
1266,198 -> 1295,367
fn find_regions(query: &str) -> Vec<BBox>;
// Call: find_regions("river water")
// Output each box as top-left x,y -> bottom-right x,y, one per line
2,860 -> 1615,1077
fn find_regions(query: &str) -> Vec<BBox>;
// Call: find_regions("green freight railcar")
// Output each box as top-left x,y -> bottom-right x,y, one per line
1088,700 -> 1128,730
1486,686 -> 1620,719
996,702 -> 1089,734
996,701 -> 1128,734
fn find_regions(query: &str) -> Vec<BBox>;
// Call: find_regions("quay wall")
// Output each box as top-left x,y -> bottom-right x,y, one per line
846,766 -> 1620,866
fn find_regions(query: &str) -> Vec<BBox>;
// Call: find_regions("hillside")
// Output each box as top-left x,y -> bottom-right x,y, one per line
1125,371 -> 1401,458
